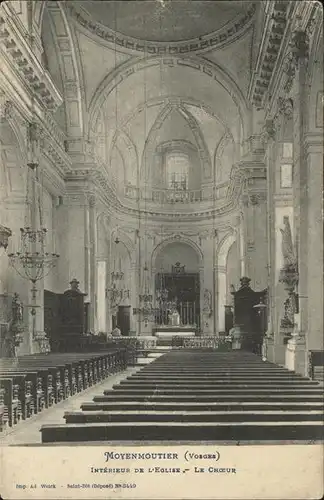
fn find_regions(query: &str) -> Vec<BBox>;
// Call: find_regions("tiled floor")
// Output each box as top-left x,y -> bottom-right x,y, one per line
0,366 -> 139,446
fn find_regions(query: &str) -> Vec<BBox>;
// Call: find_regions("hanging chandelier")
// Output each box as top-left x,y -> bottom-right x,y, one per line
8,141 -> 59,288
131,30 -> 157,327
156,266 -> 169,304
134,263 -> 159,326
7,123 -> 59,350
107,234 -> 130,307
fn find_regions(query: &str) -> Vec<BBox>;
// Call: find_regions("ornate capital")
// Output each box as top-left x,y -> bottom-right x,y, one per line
261,119 -> 276,144
241,192 -> 267,207
88,194 -> 96,208
277,97 -> 293,117
250,193 -> 267,205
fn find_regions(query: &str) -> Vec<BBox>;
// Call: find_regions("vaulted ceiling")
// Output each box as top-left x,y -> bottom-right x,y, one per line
71,0 -> 252,43
41,0 -> 258,190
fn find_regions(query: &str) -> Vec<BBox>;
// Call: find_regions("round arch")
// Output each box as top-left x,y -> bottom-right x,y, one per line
151,235 -> 203,271
217,231 -> 236,268
216,230 -> 237,332
88,54 -> 251,141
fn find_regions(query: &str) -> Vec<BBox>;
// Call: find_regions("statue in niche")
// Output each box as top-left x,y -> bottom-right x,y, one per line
280,297 -> 295,329
280,216 -> 296,267
12,293 -> 23,323
3,293 -> 24,357
203,289 -> 212,315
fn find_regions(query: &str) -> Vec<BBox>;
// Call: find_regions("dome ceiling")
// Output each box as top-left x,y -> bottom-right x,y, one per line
69,1 -> 256,52
72,1 -> 250,42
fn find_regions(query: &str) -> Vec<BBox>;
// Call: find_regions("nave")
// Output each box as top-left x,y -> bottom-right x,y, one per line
2,349 -> 322,446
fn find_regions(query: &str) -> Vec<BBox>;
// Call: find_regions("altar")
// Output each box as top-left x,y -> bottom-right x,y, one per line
152,326 -> 196,343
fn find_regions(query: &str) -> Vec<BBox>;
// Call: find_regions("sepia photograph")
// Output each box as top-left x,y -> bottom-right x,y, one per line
0,0 -> 323,498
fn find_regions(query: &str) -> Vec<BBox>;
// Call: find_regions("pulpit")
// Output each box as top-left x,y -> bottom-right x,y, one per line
231,277 -> 267,353
58,279 -> 87,350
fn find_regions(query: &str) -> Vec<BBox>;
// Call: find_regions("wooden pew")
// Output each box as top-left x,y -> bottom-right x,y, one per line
0,378 -> 21,427
0,385 -> 7,431
0,372 -> 36,419
308,350 -> 324,381
0,364 -> 53,409
0,347 -> 130,432
0,369 -> 45,413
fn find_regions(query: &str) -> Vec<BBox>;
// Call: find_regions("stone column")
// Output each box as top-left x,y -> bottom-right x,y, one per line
216,265 -> 227,333
262,130 -> 283,364
238,143 -> 268,291
88,194 -> 97,332
97,260 -> 107,333
129,262 -> 137,335
56,191 -> 89,307
285,31 -> 309,375
305,135 -> 323,354
241,190 -> 268,291
237,215 -> 246,277
0,225 -> 12,293
200,230 -> 216,335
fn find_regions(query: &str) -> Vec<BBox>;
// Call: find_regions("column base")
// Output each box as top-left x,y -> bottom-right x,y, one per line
285,333 -> 306,376
264,332 -> 288,365
263,335 -> 275,362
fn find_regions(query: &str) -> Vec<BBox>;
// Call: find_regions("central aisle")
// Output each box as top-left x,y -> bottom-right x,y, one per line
40,350 -> 324,444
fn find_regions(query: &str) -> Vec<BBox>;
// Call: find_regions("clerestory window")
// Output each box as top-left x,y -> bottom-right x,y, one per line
166,153 -> 189,190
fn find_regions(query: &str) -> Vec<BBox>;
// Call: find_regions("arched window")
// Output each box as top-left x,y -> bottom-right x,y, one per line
166,152 -> 189,190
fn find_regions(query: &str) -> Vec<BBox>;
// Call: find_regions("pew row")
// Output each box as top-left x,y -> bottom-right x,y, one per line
40,350 -> 324,444
0,347 -> 131,432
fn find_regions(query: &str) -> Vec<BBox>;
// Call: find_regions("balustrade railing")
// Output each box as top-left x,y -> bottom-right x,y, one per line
172,336 -> 232,350
108,336 -> 157,350
123,184 -> 229,204
124,186 -> 202,204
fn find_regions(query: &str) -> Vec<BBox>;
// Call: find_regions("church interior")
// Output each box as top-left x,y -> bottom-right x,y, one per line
0,0 -> 323,445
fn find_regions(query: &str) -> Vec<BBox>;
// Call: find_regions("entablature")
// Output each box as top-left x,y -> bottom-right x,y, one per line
64,166 -> 244,223
0,2 -> 63,112
249,0 -> 321,118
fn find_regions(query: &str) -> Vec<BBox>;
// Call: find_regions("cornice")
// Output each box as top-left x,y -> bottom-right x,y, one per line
248,1 -> 292,108
0,93 -> 70,187
68,3 -> 256,56
249,1 -> 321,113
267,7 -> 320,117
41,134 -> 72,176
65,166 -> 243,223
0,3 -> 63,112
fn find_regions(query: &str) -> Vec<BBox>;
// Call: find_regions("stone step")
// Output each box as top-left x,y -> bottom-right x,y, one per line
81,401 -> 324,412
64,410 -> 324,424
127,377 -> 312,382
40,421 -> 324,443
93,394 -> 323,402
137,371 -> 293,375
105,387 -> 323,395
119,381 -> 318,387
140,366 -> 290,369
